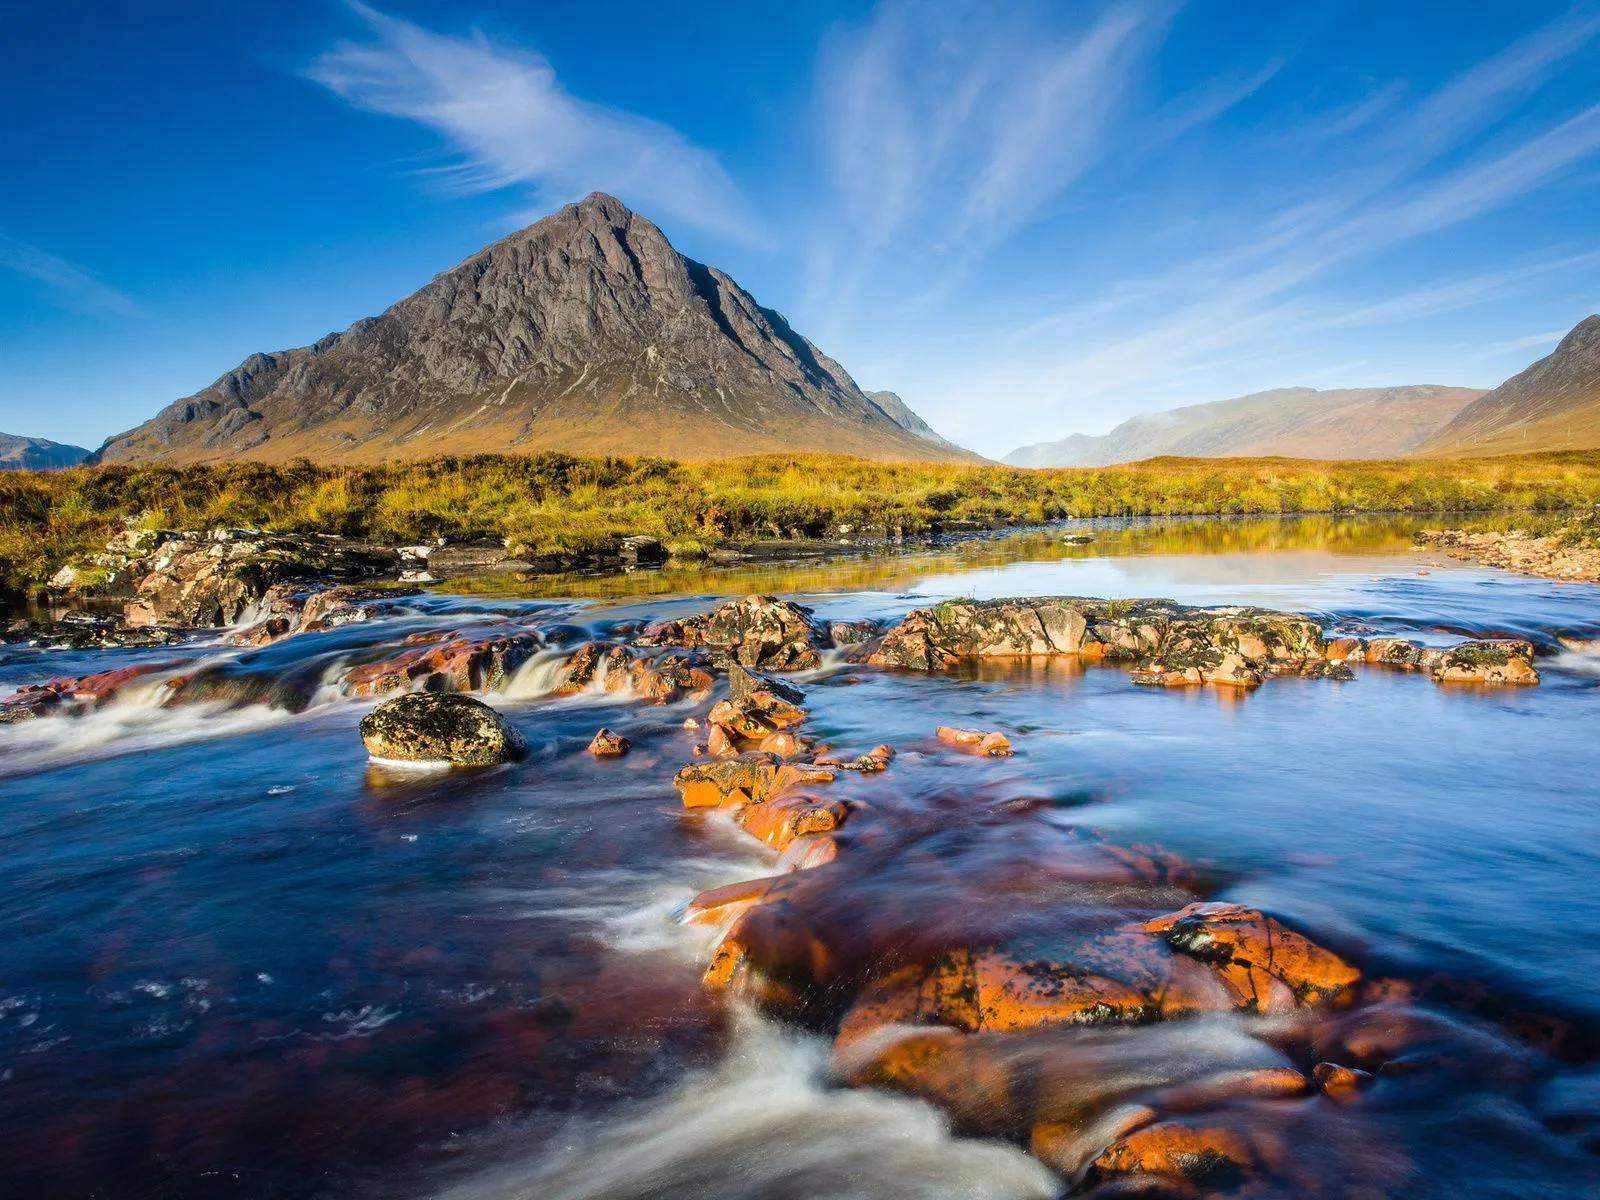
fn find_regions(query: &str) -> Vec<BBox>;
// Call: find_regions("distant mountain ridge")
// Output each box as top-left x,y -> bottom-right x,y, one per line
99,193 -> 976,465
1418,315 -> 1600,455
1004,385 -> 1486,467
0,434 -> 92,471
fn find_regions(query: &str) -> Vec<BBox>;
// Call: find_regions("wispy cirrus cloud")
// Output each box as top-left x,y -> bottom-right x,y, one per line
307,3 -> 765,244
835,4 -> 1600,453
807,1 -> 1184,304
0,236 -> 139,317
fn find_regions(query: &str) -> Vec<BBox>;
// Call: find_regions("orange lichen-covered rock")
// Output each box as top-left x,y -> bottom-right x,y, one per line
1312,1062 -> 1373,1103
737,795 -> 849,851
1030,1107 -> 1160,1181
228,616 -> 293,646
587,727 -> 630,757
838,1026 -> 1022,1132
1431,640 -> 1539,685
702,899 -> 834,1013
935,726 -> 1015,756
1147,1066 -> 1308,1113
708,698 -> 775,740
680,874 -> 796,926
727,662 -> 809,725
1364,637 -> 1423,668
1144,903 -> 1360,1009
1322,637 -> 1364,663
973,951 -> 1155,1030
757,730 -> 806,756
776,832 -> 842,872
673,754 -> 835,809
706,724 -> 739,757
631,656 -> 714,703
1091,1120 -> 1261,1189
341,629 -> 538,696
637,595 -> 827,671
0,660 -> 180,722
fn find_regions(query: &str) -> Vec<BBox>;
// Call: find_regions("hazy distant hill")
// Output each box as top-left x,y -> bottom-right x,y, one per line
1004,385 -> 1485,467
1417,316 -> 1600,456
99,193 -> 975,466
863,390 -> 967,452
0,434 -> 92,471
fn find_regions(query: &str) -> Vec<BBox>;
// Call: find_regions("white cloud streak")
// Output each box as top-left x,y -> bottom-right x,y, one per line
816,5 -> 1600,454
307,3 -> 764,244
0,236 -> 140,317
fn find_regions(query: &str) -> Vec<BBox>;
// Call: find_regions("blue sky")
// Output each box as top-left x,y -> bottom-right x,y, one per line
2,1 -> 1598,458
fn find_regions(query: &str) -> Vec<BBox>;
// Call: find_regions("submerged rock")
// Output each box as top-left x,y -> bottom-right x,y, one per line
935,726 -> 1015,756
0,661 -> 179,722
358,692 -> 526,766
587,727 -> 630,757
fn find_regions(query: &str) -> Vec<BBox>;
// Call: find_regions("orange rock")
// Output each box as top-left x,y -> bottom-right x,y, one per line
1148,1066 -> 1308,1112
1030,1105 -> 1158,1180
973,950 -> 1153,1030
1144,902 -> 1360,1009
868,744 -> 895,761
587,727 -> 630,757
777,833 -> 841,871
229,616 -> 293,646
706,724 -> 739,757
936,726 -> 1014,755
674,754 -> 836,808
1091,1120 -> 1259,1188
840,1027 -> 1022,1132
709,698 -> 775,739
341,629 -> 538,696
757,730 -> 805,756
681,874 -> 795,926
1322,637 -> 1364,663
737,795 -> 850,851
1312,1061 -> 1373,1103
702,900 -> 833,1013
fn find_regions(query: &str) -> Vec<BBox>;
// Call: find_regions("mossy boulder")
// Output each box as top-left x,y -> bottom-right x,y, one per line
358,692 -> 527,766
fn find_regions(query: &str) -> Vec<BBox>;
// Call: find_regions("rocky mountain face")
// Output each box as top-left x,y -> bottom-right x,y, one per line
863,390 -> 963,450
1004,385 -> 1485,467
97,194 -> 974,466
0,434 -> 92,471
1417,316 -> 1600,455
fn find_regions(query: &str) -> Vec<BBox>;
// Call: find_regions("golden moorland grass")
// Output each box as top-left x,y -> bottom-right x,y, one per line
2,450 -> 1599,593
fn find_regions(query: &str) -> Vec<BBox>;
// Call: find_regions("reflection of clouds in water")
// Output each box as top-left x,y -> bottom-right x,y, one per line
911,550 -> 1436,607
429,1015 -> 1055,1200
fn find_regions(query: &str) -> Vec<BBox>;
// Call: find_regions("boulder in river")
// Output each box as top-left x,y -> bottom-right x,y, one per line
358,692 -> 527,766
1431,639 -> 1539,685
637,595 -> 829,671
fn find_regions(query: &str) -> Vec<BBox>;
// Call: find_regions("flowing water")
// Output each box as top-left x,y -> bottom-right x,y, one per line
3,516 -> 1598,1198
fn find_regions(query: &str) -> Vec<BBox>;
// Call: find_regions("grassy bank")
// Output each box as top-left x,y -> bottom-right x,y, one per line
4,450 -> 1600,593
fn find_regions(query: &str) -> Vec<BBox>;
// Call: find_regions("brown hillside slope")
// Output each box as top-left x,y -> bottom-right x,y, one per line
98,193 -> 976,466
1005,385 -> 1483,467
1418,315 -> 1600,456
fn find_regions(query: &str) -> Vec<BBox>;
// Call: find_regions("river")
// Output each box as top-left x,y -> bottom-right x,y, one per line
2,517 -> 1597,1198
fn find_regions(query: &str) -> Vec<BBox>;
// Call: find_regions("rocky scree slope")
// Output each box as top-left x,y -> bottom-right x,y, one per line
97,193 -> 975,465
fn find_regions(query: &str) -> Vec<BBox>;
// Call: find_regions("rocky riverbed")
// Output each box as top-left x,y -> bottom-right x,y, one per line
1,528 -> 1597,1198
1416,527 -> 1600,583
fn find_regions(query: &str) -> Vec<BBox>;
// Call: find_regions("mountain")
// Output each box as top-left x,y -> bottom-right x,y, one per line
1004,385 -> 1485,467
1417,316 -> 1600,456
0,434 -> 92,471
99,193 -> 976,466
863,390 -> 965,451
